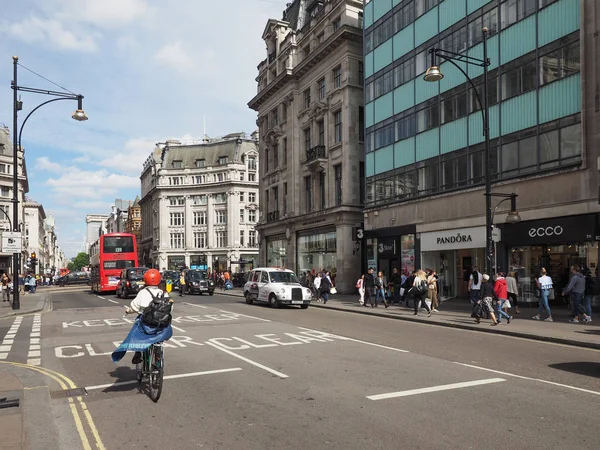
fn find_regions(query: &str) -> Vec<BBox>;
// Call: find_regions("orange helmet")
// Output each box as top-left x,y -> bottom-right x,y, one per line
144,269 -> 161,286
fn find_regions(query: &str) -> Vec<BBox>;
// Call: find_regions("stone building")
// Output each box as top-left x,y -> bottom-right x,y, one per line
138,133 -> 260,272
125,196 -> 142,264
248,0 -> 365,293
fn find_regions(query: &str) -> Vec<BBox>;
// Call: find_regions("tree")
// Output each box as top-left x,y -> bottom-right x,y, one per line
67,262 -> 75,271
71,252 -> 90,271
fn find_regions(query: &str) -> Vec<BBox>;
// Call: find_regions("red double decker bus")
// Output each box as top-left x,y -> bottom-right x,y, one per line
89,233 -> 139,293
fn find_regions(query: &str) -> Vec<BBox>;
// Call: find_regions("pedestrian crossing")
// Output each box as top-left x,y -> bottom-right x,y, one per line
0,314 -> 42,365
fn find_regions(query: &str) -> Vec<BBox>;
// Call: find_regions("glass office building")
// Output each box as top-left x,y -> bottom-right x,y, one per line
362,0 -> 600,301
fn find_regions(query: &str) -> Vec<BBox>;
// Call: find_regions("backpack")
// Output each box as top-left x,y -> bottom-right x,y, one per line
585,275 -> 600,296
414,279 -> 429,296
141,289 -> 173,330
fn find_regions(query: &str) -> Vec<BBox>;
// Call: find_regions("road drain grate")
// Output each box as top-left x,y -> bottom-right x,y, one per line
0,397 -> 20,409
50,388 -> 88,399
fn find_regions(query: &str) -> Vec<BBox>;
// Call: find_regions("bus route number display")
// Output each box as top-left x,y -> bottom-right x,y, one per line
104,261 -> 117,269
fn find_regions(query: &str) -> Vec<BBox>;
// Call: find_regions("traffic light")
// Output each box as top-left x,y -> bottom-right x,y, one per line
30,252 -> 37,273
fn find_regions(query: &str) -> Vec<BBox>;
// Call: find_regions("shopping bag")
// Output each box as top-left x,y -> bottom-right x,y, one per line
330,287 -> 337,295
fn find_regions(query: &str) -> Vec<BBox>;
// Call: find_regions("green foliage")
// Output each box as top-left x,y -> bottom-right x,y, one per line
70,252 -> 90,271
67,262 -> 75,271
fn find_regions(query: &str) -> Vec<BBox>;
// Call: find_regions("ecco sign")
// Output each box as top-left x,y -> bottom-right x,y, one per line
528,226 -> 564,238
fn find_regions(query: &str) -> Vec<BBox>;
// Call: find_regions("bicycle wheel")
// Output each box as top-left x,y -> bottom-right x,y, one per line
148,345 -> 164,403
136,351 -> 145,384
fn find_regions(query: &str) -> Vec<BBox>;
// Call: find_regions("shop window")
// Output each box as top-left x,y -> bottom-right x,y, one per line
519,135 -> 537,172
469,148 -> 485,184
419,163 -> 439,195
501,140 -> 519,175
539,129 -> 559,168
560,123 -> 581,161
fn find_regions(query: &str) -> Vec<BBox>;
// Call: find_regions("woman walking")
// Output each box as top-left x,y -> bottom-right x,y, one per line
493,272 -> 512,325
427,270 -> 439,312
506,271 -> 520,314
533,268 -> 553,322
476,274 -> 499,325
411,270 -> 431,317
356,274 -> 365,306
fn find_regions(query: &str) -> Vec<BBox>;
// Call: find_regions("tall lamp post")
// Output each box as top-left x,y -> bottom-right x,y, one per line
11,56 -> 88,310
424,28 -> 520,276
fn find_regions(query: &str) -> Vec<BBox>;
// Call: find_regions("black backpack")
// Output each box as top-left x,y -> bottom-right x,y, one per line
414,279 -> 429,296
585,275 -> 600,296
141,289 -> 173,330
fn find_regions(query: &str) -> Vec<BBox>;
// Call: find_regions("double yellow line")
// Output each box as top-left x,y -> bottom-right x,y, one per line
0,361 -> 105,450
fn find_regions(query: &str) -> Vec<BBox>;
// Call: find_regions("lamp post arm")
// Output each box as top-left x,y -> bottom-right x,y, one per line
490,197 -> 511,227
13,85 -> 82,99
18,97 -> 75,152
437,54 -> 485,135
0,208 -> 12,230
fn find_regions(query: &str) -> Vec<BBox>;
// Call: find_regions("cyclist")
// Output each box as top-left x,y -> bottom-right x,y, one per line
112,269 -> 173,364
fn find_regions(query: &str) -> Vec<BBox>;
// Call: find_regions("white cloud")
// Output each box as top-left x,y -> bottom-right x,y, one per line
154,41 -> 199,74
46,169 -> 139,198
34,157 -> 61,172
53,0 -> 152,27
97,137 -> 156,176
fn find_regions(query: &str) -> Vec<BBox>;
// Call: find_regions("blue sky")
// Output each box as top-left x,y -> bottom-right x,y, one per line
0,0 -> 283,257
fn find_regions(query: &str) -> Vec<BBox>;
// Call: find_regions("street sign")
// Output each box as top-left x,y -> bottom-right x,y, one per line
1,231 -> 22,253
492,227 -> 501,243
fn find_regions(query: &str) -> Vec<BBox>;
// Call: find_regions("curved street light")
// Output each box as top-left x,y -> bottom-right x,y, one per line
11,56 -> 88,310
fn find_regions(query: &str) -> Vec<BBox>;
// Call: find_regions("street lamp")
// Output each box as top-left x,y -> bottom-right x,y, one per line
424,28 -> 517,276
11,56 -> 88,310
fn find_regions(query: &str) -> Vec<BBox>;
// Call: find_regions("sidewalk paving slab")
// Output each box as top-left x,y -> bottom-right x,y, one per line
0,370 -> 24,450
215,288 -> 600,350
0,291 -> 48,320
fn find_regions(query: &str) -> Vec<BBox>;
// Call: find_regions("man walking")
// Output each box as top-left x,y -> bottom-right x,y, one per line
390,268 -> 402,305
563,265 -> 586,323
363,267 -> 376,308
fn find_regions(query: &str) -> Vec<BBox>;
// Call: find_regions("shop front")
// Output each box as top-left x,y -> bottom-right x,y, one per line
296,228 -> 336,279
499,214 -> 599,303
364,225 -> 418,281
167,255 -> 186,271
420,226 -> 486,300
266,236 -> 289,268
190,255 -> 208,270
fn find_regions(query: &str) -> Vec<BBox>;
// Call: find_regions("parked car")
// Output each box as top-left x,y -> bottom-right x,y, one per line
56,271 -> 91,287
161,270 -> 180,291
116,267 -> 149,299
183,269 -> 215,295
244,268 -> 312,309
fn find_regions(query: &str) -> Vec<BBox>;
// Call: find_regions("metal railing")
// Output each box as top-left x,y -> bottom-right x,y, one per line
306,145 -> 326,162
267,210 -> 280,222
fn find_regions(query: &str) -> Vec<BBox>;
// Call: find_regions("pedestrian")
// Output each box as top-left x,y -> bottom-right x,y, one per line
403,271 -> 416,307
179,270 -> 186,297
356,275 -> 365,306
27,274 -> 36,294
410,269 -> 431,317
533,267 -> 554,322
563,265 -> 586,323
319,271 -> 332,304
18,274 -> 25,295
493,272 -> 512,325
375,271 -> 388,308
506,271 -> 520,314
390,268 -> 402,305
427,270 -> 439,312
477,274 -> 499,325
313,272 -> 322,302
1,273 -> 10,303
582,268 -> 599,323
468,266 -> 482,304
363,267 -> 376,308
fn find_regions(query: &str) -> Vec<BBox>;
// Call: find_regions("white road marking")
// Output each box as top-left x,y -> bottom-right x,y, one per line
171,325 -> 186,333
0,353 -> 7,359
218,309 -> 272,323
182,302 -> 208,309
367,378 -> 506,400
27,314 -> 42,366
85,367 -> 243,391
298,327 -> 409,353
107,299 -> 119,304
206,341 -> 288,379
454,362 -> 600,396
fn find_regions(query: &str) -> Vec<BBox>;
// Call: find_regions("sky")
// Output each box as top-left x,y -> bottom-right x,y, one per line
0,0 -> 284,258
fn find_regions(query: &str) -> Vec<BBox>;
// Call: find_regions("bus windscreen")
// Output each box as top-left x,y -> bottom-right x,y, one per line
103,260 -> 136,270
103,236 -> 134,253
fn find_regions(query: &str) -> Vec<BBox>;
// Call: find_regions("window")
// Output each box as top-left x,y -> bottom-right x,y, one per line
240,209 -> 245,223
305,176 -> 312,212
304,45 -> 310,58
170,212 -> 184,226
213,193 -> 226,203
317,121 -> 325,146
195,175 -> 206,184
271,108 -> 279,127
249,230 -> 257,247
264,189 -> 269,213
216,173 -> 224,182
248,156 -> 257,170
319,172 -> 326,210
239,172 -> 244,181
283,182 -> 288,215
170,233 -> 184,249
168,196 -> 185,206
215,210 -> 227,224
282,102 -> 288,121
359,162 -> 365,204
540,40 -> 580,86
333,66 -> 342,88
332,16 -> 341,31
0,164 -> 8,173
304,128 -> 312,151
172,160 -> 183,169
359,107 -> 365,142
195,159 -> 205,168
216,231 -> 227,248
304,88 -> 311,109
334,111 -> 342,143
218,156 -> 228,165
193,232 -> 207,248
169,176 -> 184,186
265,147 -> 269,172
191,195 -> 207,205
239,192 -> 244,202
0,187 -> 9,197
358,62 -> 364,86
273,143 -> 279,168
501,56 -> 536,101
273,186 -> 279,212
249,192 -> 256,203
318,78 -> 326,100
416,100 -> 439,133
282,138 -> 287,166
317,32 -> 324,44
249,209 -> 257,222
193,211 -> 207,225
501,0 -> 536,30
239,230 -> 245,247
0,205 -> 9,219
334,165 -> 342,206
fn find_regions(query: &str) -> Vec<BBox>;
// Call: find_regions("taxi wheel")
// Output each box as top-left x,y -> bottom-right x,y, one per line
300,304 -> 309,309
116,289 -> 121,298
245,292 -> 254,304
269,294 -> 280,309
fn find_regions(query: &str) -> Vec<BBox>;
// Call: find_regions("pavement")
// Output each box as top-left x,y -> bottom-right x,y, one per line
0,288 -> 49,319
217,288 -> 600,349
2,287 -> 599,449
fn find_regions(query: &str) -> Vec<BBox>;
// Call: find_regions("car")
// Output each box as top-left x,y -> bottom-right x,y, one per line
244,268 -> 312,309
116,267 -> 149,299
183,269 -> 215,295
56,271 -> 91,287
161,270 -> 180,291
